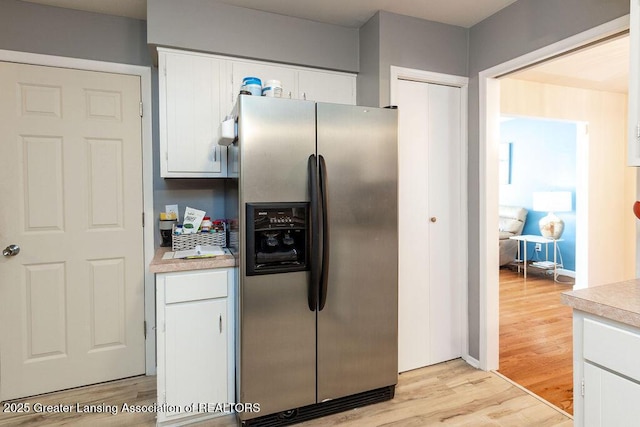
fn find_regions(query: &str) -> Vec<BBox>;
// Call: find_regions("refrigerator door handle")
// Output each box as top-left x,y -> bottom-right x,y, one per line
318,155 -> 330,311
308,154 -> 320,311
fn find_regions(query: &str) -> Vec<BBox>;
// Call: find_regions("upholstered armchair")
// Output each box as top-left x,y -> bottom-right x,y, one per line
499,206 -> 528,266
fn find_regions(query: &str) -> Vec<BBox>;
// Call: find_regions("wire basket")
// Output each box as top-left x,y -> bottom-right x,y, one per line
172,231 -> 226,251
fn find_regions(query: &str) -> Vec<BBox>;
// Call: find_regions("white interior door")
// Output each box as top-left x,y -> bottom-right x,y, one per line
397,79 -> 463,372
0,62 -> 145,400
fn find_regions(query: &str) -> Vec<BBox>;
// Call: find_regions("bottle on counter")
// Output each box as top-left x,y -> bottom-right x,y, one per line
201,217 -> 213,232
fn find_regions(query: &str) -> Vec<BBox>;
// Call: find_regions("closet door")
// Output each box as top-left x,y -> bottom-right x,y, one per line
397,79 -> 463,372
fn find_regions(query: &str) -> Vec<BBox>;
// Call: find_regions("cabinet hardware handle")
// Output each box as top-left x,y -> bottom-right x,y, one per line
213,147 -> 217,162
219,315 -> 222,333
430,217 -> 437,223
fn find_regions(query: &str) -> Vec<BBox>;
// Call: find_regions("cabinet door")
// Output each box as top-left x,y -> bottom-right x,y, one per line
160,50 -> 228,177
584,362 -> 640,426
298,69 -> 356,105
231,61 -> 296,100
629,0 -> 640,165
165,297 -> 228,413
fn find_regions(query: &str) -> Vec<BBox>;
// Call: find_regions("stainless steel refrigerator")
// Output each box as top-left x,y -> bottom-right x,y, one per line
226,95 -> 398,426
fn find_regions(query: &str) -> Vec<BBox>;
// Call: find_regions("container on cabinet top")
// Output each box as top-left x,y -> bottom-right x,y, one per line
242,77 -> 262,96
262,79 -> 282,97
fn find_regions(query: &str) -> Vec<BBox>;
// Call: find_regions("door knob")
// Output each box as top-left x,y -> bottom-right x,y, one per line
430,217 -> 437,223
3,244 -> 20,257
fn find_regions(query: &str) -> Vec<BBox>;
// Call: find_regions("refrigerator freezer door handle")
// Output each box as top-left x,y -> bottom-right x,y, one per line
308,155 -> 320,311
319,155 -> 330,311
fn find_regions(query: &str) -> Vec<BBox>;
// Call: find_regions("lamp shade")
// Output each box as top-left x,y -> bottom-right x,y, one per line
532,191 -> 572,239
532,191 -> 572,213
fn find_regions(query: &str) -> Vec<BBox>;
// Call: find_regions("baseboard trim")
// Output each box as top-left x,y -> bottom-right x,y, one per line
462,354 -> 480,369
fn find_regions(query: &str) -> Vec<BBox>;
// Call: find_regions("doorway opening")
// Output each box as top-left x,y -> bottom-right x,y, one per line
496,113 -> 585,414
479,15 -> 634,394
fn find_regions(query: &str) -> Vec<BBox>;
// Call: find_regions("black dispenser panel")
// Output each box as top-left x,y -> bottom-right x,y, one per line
246,202 -> 309,275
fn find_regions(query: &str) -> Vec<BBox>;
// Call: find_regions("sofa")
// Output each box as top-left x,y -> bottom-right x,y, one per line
499,205 -> 528,266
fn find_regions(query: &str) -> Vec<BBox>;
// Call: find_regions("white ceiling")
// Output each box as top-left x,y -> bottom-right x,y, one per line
21,0 -> 518,28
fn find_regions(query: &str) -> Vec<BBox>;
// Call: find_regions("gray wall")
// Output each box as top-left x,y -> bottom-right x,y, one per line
378,11 -> 468,106
358,11 -> 468,107
466,0 -> 630,359
358,13 -> 381,107
147,0 -> 359,72
0,0 -> 149,66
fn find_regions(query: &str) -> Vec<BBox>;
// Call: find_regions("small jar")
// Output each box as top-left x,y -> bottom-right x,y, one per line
201,217 -> 212,232
262,80 -> 283,97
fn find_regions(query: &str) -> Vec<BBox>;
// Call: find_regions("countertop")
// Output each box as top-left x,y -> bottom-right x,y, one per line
149,247 -> 236,273
561,279 -> 640,329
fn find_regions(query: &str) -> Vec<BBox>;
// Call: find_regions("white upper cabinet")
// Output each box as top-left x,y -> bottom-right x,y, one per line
158,48 -> 357,177
231,59 -> 356,105
298,69 -> 356,105
629,0 -> 640,165
159,48 -> 229,178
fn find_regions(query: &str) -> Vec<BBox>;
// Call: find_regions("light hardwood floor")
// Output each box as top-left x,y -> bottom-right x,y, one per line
498,267 -> 574,415
1,358 -> 571,426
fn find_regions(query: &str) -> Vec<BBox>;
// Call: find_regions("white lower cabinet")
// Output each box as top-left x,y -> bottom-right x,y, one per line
584,362 -> 640,426
156,268 -> 234,426
574,312 -> 640,426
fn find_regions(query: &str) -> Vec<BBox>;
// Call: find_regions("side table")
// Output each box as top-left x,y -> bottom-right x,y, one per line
508,234 -> 563,280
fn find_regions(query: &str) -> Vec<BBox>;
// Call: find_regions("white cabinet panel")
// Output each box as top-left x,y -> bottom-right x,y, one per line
574,312 -> 640,426
159,49 -> 229,177
156,268 -> 235,425
584,317 -> 640,382
165,298 -> 227,413
298,69 -> 355,105
584,362 -> 640,427
158,48 -> 358,178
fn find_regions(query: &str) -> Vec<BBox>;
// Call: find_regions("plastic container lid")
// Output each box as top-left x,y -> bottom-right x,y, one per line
263,79 -> 282,88
242,77 -> 262,86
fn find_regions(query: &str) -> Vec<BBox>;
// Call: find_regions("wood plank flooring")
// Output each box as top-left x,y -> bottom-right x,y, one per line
498,267 -> 574,415
1,359 -> 571,426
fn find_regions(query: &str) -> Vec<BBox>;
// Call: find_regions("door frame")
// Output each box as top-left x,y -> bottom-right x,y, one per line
0,49 -> 156,375
389,66 -> 472,367
478,15 -> 630,371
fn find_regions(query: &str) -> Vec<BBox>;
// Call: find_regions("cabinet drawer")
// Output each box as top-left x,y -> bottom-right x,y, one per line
584,317 -> 640,382
165,269 -> 228,303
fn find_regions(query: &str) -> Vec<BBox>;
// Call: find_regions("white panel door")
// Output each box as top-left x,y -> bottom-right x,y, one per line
0,62 -> 145,400
397,79 -> 463,372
